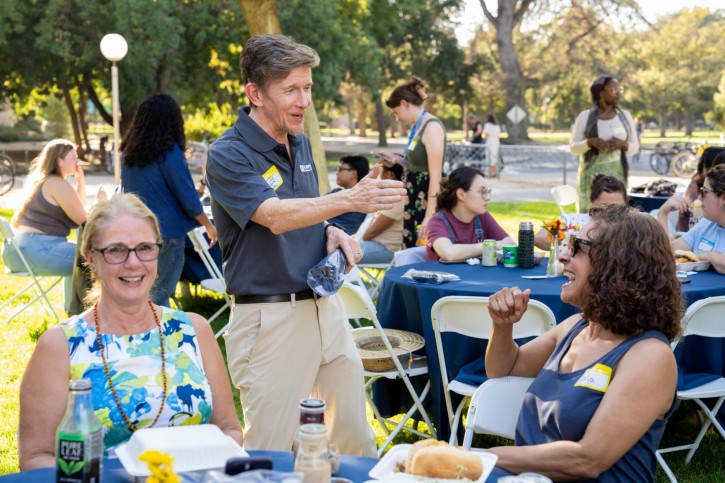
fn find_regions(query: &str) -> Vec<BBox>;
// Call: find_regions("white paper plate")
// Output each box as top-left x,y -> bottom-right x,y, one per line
676,261 -> 711,272
368,444 -> 498,482
115,424 -> 247,476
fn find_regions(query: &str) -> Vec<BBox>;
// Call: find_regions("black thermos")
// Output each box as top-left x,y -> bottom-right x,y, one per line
518,221 -> 535,268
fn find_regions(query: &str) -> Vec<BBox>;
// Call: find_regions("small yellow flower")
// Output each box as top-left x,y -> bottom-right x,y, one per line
139,450 -> 180,483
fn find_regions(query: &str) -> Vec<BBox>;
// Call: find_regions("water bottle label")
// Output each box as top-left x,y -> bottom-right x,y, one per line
57,432 -> 102,483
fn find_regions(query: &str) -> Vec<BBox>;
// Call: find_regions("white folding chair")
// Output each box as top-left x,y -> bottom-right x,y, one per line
431,295 -> 555,444
393,246 -> 427,266
462,376 -> 535,450
0,219 -> 61,323
338,282 -> 436,456
187,227 -> 231,338
656,296 -> 725,483
353,213 -> 375,243
551,185 -> 579,215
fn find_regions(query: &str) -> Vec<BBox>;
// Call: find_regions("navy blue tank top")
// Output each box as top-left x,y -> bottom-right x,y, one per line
515,318 -> 675,482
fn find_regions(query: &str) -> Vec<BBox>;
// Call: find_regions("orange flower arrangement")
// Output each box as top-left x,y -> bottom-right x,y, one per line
542,218 -> 566,243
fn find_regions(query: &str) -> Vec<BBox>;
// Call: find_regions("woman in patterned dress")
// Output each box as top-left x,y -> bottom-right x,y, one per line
18,193 -> 242,470
383,77 -> 447,248
570,75 -> 638,212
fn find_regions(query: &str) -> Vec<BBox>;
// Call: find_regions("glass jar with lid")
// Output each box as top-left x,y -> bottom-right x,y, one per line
293,423 -> 331,483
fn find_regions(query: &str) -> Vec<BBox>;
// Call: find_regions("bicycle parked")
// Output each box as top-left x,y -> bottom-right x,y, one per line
648,141 -> 691,175
670,141 -> 711,178
0,152 -> 17,196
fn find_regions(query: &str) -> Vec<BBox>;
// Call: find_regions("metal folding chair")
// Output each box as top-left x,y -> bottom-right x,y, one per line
656,296 -> 725,483
0,219 -> 61,323
431,295 -> 555,444
187,227 -> 231,338
551,185 -> 579,215
339,282 -> 436,456
462,376 -> 535,449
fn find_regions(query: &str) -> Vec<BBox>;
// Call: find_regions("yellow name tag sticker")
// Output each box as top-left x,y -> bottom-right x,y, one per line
262,165 -> 284,191
408,140 -> 418,152
574,363 -> 612,393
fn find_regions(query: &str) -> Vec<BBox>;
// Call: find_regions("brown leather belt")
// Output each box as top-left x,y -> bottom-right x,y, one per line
232,288 -> 317,304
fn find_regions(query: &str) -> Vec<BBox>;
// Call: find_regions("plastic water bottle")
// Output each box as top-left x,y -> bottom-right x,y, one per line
517,221 -> 535,268
294,424 -> 331,483
56,378 -> 103,483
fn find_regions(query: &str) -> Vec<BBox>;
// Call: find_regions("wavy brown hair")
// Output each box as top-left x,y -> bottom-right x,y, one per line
581,204 -> 682,341
705,163 -> 725,196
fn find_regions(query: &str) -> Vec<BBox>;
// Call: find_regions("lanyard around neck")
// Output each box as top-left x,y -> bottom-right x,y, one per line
403,109 -> 427,180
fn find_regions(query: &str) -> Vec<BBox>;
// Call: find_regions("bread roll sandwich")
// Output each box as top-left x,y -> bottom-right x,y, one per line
405,440 -> 483,480
675,250 -> 699,263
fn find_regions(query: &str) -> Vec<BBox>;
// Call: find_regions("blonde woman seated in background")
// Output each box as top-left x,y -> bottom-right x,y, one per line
2,139 -> 106,311
18,193 -> 242,470
426,166 -> 514,261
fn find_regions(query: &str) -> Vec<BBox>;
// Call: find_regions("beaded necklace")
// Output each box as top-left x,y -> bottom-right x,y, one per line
93,300 -> 167,432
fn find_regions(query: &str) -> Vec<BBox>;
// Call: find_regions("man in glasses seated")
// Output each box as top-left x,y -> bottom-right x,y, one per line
324,155 -> 371,235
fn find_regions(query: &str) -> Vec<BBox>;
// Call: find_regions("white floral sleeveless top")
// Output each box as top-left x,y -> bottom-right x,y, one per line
61,306 -> 213,450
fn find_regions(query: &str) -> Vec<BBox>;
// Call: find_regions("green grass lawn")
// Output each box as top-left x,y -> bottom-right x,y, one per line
0,204 -> 723,481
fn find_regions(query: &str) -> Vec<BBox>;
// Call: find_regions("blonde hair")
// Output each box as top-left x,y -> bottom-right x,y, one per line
12,139 -> 75,228
81,193 -> 161,305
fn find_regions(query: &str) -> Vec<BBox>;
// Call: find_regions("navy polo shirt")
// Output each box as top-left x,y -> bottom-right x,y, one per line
206,107 -> 326,295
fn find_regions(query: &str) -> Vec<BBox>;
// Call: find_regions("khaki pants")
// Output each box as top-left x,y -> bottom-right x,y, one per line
225,294 -> 376,456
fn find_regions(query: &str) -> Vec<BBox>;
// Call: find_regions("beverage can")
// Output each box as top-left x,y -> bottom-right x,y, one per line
502,244 -> 518,268
299,398 -> 325,425
482,239 -> 497,266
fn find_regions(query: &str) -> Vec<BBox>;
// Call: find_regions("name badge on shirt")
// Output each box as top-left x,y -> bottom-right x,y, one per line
408,139 -> 418,152
612,125 -> 626,140
299,164 -> 313,173
697,238 -> 715,253
263,165 -> 284,191
574,363 -> 612,393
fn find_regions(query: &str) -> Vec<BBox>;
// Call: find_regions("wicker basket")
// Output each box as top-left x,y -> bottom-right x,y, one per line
353,328 -> 425,372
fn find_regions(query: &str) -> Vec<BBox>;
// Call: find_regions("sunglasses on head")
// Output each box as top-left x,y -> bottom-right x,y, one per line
568,237 -> 593,257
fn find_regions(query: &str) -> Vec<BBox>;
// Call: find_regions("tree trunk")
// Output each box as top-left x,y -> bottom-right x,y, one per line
355,86 -> 367,138
659,114 -> 667,138
63,90 -> 83,155
237,0 -> 330,193
684,111 -> 694,136
77,90 -> 91,154
494,1 -> 529,143
375,95 -> 387,147
478,0 -> 534,143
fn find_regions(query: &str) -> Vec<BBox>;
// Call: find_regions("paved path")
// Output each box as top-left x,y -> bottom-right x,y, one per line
0,136 -> 687,209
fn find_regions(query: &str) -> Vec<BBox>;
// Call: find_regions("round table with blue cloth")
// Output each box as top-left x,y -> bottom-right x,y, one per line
374,261 -> 725,442
628,192 -> 670,213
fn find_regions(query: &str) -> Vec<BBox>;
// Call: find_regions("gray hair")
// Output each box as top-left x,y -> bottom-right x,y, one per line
240,34 -> 320,92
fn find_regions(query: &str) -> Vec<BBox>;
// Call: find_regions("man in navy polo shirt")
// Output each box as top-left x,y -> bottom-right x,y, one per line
206,34 -> 405,455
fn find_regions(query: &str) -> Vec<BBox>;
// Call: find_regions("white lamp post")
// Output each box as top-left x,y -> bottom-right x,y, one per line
100,33 -> 128,185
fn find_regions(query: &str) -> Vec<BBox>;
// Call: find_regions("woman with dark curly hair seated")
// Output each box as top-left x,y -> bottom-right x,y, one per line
485,204 -> 682,481
425,166 -> 514,261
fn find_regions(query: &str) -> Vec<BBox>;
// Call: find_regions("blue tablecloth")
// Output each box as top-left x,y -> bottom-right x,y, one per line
375,261 -> 725,441
628,193 -> 670,213
0,450 -> 378,482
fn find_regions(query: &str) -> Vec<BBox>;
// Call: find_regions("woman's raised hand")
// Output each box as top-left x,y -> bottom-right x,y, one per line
487,287 -> 531,326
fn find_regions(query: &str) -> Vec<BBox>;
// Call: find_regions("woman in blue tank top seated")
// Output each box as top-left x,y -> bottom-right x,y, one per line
485,203 -> 682,481
18,193 -> 242,470
425,166 -> 514,261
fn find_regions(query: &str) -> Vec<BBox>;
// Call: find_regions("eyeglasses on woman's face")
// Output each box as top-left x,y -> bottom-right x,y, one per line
470,187 -> 492,197
92,242 -> 162,264
699,186 -> 715,198
568,237 -> 593,257
605,84 -> 623,95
